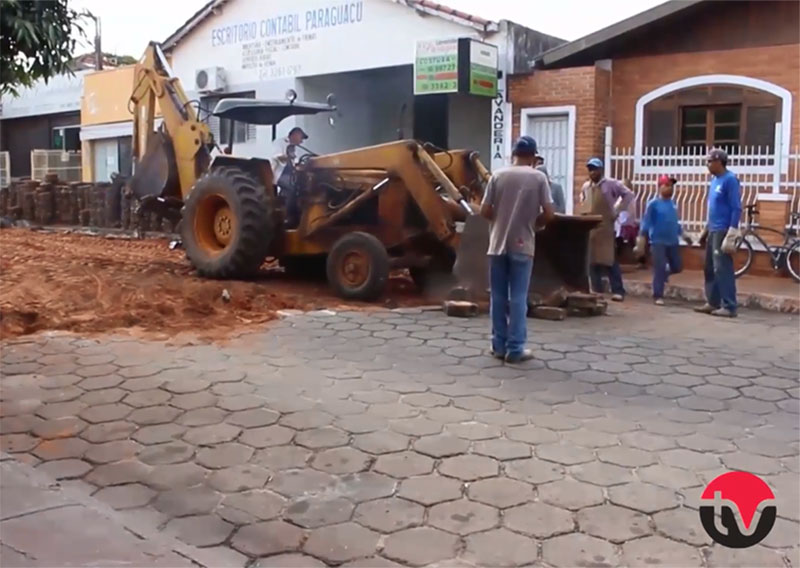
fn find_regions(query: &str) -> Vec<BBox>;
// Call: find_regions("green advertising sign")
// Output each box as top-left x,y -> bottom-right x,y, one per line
414,39 -> 459,95
468,40 -> 498,97
414,38 -> 498,97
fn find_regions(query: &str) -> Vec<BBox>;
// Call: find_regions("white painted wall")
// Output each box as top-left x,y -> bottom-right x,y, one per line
168,0 -> 485,88
297,65 -> 413,154
168,0 -> 506,160
298,72 -> 370,154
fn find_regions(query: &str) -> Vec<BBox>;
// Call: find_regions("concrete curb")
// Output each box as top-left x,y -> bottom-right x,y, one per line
625,279 -> 799,314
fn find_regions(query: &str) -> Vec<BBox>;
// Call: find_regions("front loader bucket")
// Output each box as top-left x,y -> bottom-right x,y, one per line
452,214 -> 602,300
453,215 -> 491,297
129,131 -> 180,201
530,215 -> 601,296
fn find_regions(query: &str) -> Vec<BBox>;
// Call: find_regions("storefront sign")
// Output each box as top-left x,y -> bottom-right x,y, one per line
469,41 -> 498,97
414,39 -> 459,95
415,38 -> 498,98
491,89 -> 506,166
210,1 -> 365,80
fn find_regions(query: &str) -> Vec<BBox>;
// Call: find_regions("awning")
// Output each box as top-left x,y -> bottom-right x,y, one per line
80,119 -> 164,141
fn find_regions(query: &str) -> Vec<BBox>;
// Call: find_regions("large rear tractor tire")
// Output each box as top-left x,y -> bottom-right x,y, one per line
326,232 -> 389,301
182,166 -> 274,279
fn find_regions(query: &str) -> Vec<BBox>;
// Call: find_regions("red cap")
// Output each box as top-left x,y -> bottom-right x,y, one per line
658,175 -> 677,186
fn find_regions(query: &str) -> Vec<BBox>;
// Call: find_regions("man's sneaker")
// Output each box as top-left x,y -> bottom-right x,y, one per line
712,308 -> 737,318
654,298 -> 665,306
489,350 -> 505,360
611,294 -> 624,302
505,349 -> 534,363
693,304 -> 716,314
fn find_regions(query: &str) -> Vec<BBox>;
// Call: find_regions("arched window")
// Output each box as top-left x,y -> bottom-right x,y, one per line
644,85 -> 781,153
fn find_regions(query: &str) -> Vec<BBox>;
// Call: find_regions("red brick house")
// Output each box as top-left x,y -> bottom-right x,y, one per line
508,0 -> 799,240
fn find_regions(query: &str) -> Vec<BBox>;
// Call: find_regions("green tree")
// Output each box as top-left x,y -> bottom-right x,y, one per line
0,0 -> 86,96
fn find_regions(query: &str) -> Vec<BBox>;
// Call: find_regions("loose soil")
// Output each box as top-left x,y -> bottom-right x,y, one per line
0,229 -> 432,340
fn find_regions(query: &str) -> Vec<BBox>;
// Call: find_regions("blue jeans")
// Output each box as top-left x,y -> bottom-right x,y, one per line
704,230 -> 737,312
489,253 -> 533,357
651,243 -> 682,299
590,261 -> 625,296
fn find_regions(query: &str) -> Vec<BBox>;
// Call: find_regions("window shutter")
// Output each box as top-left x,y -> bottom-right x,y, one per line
645,109 -> 676,148
246,123 -> 257,142
745,106 -> 777,150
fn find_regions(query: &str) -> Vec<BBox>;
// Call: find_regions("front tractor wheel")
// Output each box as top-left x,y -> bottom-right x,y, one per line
182,167 -> 274,279
326,232 -> 390,301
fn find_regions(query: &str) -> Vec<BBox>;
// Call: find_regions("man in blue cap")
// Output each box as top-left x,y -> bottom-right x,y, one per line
578,157 -> 635,301
480,135 -> 555,363
695,148 -> 741,317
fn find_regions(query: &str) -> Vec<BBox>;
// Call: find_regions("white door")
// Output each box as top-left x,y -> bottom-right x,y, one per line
93,139 -> 119,182
523,109 -> 574,213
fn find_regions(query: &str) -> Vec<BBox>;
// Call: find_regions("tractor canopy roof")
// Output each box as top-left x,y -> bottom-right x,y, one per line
212,98 -> 335,125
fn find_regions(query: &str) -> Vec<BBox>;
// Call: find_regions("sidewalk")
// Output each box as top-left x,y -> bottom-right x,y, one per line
0,455 -> 244,567
624,267 -> 800,313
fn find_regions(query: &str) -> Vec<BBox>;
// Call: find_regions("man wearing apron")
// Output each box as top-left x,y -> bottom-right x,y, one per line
578,158 -> 635,301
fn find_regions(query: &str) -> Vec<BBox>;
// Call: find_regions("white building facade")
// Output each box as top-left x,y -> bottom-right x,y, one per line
163,0 -> 562,171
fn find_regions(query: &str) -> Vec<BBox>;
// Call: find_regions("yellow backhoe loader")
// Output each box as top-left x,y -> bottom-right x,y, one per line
129,41 -> 598,301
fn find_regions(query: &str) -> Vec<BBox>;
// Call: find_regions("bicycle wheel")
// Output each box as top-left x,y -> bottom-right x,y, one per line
733,236 -> 754,278
786,240 -> 800,282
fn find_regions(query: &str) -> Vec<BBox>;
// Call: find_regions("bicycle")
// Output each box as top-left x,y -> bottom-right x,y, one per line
732,204 -> 800,282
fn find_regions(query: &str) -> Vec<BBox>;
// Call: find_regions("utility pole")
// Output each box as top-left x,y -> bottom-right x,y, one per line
87,13 -> 102,70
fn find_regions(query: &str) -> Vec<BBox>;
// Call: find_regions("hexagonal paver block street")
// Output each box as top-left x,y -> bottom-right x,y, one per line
428,499 -> 499,535
382,527 -> 459,566
303,522 -> 380,564
2,302 -> 798,567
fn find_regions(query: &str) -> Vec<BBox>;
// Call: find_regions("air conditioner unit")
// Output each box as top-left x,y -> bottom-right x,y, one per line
195,67 -> 226,93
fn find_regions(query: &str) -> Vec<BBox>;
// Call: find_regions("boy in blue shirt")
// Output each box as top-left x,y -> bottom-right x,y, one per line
634,175 -> 692,305
695,148 -> 742,318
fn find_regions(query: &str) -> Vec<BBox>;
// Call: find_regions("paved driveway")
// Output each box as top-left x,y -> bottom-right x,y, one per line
1,301 -> 798,567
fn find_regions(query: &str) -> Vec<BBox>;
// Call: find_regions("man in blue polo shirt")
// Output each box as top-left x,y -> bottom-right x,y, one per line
696,148 -> 742,318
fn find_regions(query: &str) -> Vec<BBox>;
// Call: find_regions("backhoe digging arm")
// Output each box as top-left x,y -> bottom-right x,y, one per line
130,41 -> 212,200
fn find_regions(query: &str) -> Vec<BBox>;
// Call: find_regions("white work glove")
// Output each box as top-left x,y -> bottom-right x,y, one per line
721,228 -> 742,255
632,235 -> 647,259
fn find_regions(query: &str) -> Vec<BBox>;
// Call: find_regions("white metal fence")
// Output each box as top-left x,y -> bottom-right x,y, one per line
605,127 -> 800,234
0,151 -> 9,188
30,149 -> 82,183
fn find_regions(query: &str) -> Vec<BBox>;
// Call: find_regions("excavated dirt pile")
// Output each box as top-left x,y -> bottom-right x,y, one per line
0,229 -> 427,339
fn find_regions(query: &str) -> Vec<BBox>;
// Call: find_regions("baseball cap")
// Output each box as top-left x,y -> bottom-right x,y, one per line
586,157 -> 604,169
707,148 -> 727,162
658,175 -> 677,186
512,135 -> 538,156
289,126 -> 309,140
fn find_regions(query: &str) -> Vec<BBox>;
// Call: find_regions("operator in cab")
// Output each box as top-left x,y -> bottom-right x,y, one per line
271,126 -> 309,227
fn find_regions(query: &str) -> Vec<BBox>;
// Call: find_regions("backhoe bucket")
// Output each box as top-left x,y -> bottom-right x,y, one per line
453,215 -> 491,296
529,215 -> 601,296
129,131 -> 180,201
452,214 -> 602,300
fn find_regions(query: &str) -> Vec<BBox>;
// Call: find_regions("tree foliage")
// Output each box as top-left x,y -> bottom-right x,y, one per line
0,0 -> 86,96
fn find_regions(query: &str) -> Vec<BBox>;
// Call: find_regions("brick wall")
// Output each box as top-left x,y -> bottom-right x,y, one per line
611,43 -> 800,149
509,67 -> 601,201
